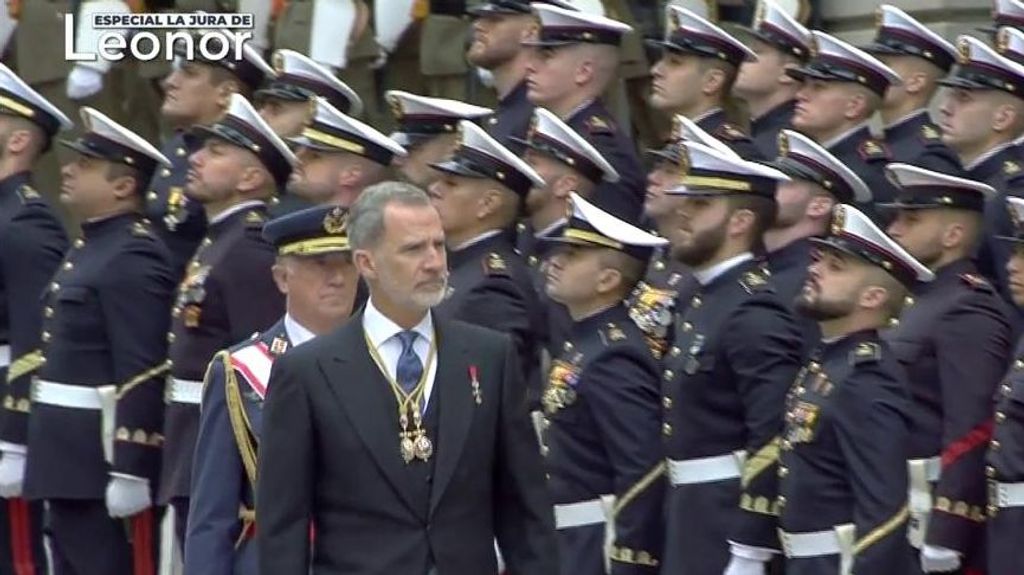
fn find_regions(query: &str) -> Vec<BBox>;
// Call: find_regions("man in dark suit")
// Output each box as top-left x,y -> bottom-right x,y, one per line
256,181 -> 558,574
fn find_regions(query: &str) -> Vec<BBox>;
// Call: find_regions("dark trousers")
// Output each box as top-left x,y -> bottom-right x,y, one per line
172,496 -> 189,553
49,499 -> 159,575
0,497 -> 47,575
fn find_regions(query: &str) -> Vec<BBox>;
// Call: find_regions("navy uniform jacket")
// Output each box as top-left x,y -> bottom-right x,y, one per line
542,304 -> 664,574
435,232 -> 544,405
826,125 -> 898,221
750,101 -> 795,160
186,319 -> 292,575
0,173 -> 67,445
883,111 -> 962,174
968,145 -> 1023,311
567,100 -> 644,223
159,204 -> 284,504
626,247 -> 690,360
517,223 -> 574,363
484,81 -> 534,150
764,238 -> 820,359
24,213 -> 174,500
660,259 -> 803,573
884,260 -> 1011,563
986,337 -> 1024,575
696,109 -> 765,161
779,331 -> 911,575
145,132 -> 207,279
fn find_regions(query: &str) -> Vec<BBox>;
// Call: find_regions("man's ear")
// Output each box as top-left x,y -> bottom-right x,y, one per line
857,284 -> 889,312
701,67 -> 726,96
272,262 -> 290,295
353,249 -> 376,281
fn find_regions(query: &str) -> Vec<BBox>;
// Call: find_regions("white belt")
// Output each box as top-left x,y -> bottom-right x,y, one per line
167,378 -> 204,405
32,379 -> 118,463
907,456 -> 941,549
990,481 -> 1024,508
779,524 -> 855,575
553,496 -> 611,530
667,451 -> 745,486
0,345 -> 9,368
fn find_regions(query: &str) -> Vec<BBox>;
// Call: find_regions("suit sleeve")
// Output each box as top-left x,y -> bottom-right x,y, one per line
100,242 -> 175,483
928,293 -> 1013,551
185,355 -> 245,575
837,368 -> 911,575
456,275 -> 535,390
722,296 -> 802,549
0,208 -> 67,445
585,348 -> 665,574
493,337 -> 559,575
256,351 -> 315,573
225,236 -> 284,343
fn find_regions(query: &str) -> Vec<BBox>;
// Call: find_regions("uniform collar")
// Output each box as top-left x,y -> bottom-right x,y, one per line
965,140 -> 1017,173
450,229 -> 504,252
919,257 -> 974,291
818,328 -> 879,357
208,199 -> 266,226
823,121 -> 872,150
284,313 -> 317,347
883,109 -> 929,136
501,81 -> 529,106
535,217 -> 567,239
0,171 -> 32,197
751,100 -> 795,131
448,230 -> 508,267
80,211 -> 137,237
572,301 -> 628,334
363,297 -> 434,352
565,99 -> 598,123
693,252 -> 754,286
693,107 -> 724,124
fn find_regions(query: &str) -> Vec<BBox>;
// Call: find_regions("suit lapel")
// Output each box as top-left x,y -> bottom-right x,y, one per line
319,314 -> 425,518
429,319 -> 475,513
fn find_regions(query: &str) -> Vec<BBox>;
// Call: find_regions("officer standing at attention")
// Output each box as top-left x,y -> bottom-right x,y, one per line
659,140 -> 803,574
541,192 -> 666,574
0,63 -> 72,575
159,94 -> 290,550
518,107 -> 621,358
185,204 -> 361,575
779,203 -> 930,575
648,6 -> 764,160
733,0 -> 811,159
428,120 -> 545,402
880,164 -> 1012,574
764,129 -> 871,355
148,31 -> 276,279
986,196 -> 1024,575
786,30 -> 903,216
862,5 -> 961,173
938,34 -> 1024,309
524,3 -> 645,222
386,91 -> 492,189
287,97 -> 407,207
23,107 -> 175,575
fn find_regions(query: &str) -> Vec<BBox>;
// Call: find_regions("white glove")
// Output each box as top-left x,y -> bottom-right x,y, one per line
476,67 -> 496,88
0,443 -> 27,498
66,66 -> 104,100
105,473 -> 151,518
921,544 -> 961,572
723,542 -> 771,575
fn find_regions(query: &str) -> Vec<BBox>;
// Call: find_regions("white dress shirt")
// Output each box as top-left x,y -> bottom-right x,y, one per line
284,314 -> 317,348
362,298 -> 439,410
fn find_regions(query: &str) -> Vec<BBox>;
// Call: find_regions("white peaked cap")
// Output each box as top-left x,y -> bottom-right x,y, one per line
881,163 -> 996,212
667,140 -> 789,197
813,203 -> 934,284
658,6 -> 757,64
267,49 -> 363,116
672,115 -> 740,158
293,97 -> 407,164
193,94 -> 297,186
0,63 -> 71,134
386,91 -> 492,147
61,107 -> 170,175
775,129 -> 870,203
749,0 -> 810,59
525,3 -> 633,46
547,191 -> 668,259
522,107 -> 619,183
431,120 -> 545,196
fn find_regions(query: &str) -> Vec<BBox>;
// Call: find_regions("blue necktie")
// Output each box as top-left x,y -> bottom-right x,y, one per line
395,331 -> 423,396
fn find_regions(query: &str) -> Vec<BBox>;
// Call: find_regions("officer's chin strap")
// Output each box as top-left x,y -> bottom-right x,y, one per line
835,523 -> 855,575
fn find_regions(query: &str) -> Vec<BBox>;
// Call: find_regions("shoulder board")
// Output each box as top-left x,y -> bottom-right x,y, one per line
245,210 -> 266,228
714,122 -> 749,141
1005,160 -> 1022,176
130,220 -> 155,239
229,341 -> 275,399
739,269 -> 771,293
603,322 -> 628,344
849,342 -> 881,366
482,252 -> 510,276
16,184 -> 40,204
960,273 -> 993,292
585,115 -> 615,135
858,140 -> 891,162
920,124 -> 941,142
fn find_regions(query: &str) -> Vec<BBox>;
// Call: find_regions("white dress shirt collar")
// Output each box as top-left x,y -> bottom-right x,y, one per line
451,229 -> 503,252
693,252 -> 754,286
284,314 -> 317,348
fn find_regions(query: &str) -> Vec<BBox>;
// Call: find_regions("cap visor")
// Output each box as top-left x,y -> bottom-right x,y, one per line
59,139 -> 107,160
645,147 -> 680,165
254,86 -> 309,104
467,4 -> 522,16
785,65 -> 836,83
937,76 -> 988,90
860,41 -> 904,56
430,159 -> 491,179
875,201 -> 939,211
287,135 -> 342,153
521,39 -> 575,48
665,185 -> 740,197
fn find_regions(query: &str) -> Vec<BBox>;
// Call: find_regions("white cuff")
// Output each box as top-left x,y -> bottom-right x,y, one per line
110,472 -> 148,485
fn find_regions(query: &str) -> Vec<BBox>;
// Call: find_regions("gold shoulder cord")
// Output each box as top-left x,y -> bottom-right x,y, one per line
221,351 -> 259,486
363,329 -> 437,464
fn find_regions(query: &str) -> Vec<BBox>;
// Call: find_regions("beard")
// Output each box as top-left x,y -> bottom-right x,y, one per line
794,285 -> 854,321
671,222 -> 727,268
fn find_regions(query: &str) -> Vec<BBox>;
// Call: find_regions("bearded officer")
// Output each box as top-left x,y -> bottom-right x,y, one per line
659,140 -> 803,574
23,107 -> 175,575
0,62 -> 72,575
185,204 -> 361,575
541,192 -> 666,574
779,203 -> 931,575
159,94 -> 292,550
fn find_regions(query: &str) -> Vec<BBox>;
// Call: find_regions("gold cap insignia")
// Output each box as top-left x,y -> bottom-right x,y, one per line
323,206 -> 348,235
777,132 -> 790,157
957,38 -> 971,65
998,27 -> 1011,54
272,51 -> 285,74
754,0 -> 766,27
831,204 -> 846,236
387,93 -> 403,119
669,8 -> 680,30
874,6 -> 884,29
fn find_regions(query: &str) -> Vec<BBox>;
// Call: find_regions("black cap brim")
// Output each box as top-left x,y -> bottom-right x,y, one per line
521,39 -> 575,48
254,86 -> 310,104
429,158 -> 492,179
937,76 -> 989,90
785,65 -> 836,84
467,4 -> 524,17
59,139 -> 106,160
860,41 -> 905,56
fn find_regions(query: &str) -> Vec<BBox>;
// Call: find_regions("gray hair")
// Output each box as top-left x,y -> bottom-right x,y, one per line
348,181 -> 433,251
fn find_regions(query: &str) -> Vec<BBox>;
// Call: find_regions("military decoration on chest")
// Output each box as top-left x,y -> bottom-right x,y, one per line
542,353 -> 582,415
628,282 -> 675,358
176,239 -> 212,328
